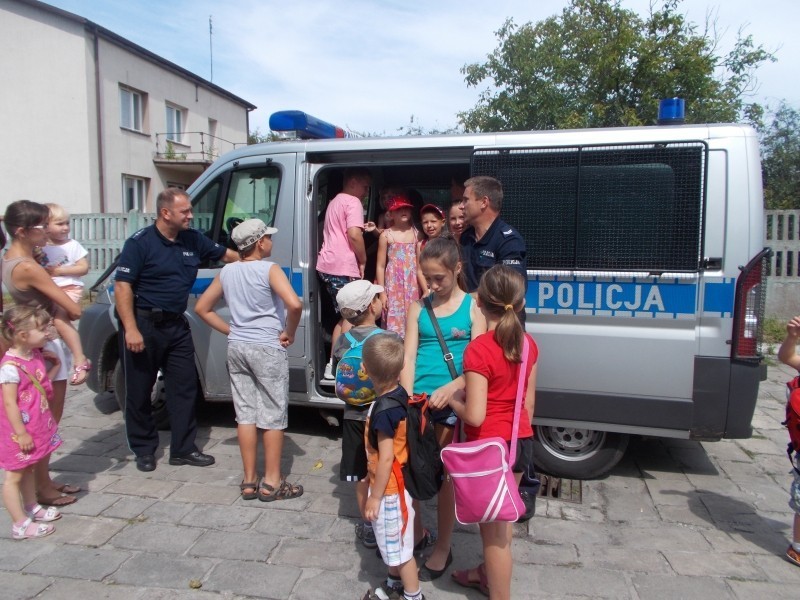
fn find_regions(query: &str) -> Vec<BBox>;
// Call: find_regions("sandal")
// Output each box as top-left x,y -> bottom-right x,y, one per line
239,478 -> 260,501
70,359 -> 91,386
12,518 -> 55,540
452,562 -> 489,597
258,477 -> 304,502
54,482 -> 81,495
36,493 -> 77,507
26,504 -> 62,522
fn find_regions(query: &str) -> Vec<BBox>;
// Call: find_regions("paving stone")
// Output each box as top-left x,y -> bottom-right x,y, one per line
111,552 -> 214,590
662,550 -> 767,579
0,571 -> 52,600
612,524 -> 712,551
35,578 -> 148,599
189,530 -> 280,561
252,508 -> 336,539
514,540 -> 579,566
270,539 -> 354,571
54,514 -> 129,546
203,559 -> 301,598
750,552 -> 800,584
109,521 -> 204,553
179,504 -> 262,531
49,453 -> 121,474
534,564 -> 634,598
631,573 -> 735,599
102,496 -> 157,519
290,570 -> 375,600
23,545 -> 131,580
727,579 -> 800,599
105,476 -> 181,499
57,491 -> 121,517
141,500 -> 196,524
167,482 -> 239,505
0,538 -> 56,570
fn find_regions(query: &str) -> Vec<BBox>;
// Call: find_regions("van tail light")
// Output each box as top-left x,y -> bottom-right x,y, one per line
731,248 -> 771,361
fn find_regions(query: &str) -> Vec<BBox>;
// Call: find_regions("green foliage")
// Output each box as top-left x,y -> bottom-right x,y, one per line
248,127 -> 279,144
761,102 -> 800,209
762,316 -> 787,345
397,115 -> 462,136
459,0 -> 775,132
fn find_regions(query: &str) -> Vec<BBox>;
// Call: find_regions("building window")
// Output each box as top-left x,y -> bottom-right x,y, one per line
122,175 -> 147,212
166,103 -> 185,143
120,87 -> 144,132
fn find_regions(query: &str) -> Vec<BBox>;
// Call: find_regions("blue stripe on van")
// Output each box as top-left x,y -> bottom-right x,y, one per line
190,270 -> 304,297
702,279 -> 735,316
525,276 -> 697,318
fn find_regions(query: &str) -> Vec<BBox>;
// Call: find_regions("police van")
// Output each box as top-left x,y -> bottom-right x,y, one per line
79,109 -> 768,479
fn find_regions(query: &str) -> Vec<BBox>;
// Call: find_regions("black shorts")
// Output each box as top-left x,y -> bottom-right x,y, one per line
510,436 -> 534,474
340,419 -> 368,481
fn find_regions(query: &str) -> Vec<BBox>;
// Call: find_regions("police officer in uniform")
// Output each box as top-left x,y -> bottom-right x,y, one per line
459,175 -> 527,292
115,188 -> 239,472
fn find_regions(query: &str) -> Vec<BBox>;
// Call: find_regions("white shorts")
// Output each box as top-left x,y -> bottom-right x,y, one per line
227,341 -> 289,430
45,338 -> 71,382
371,488 -> 415,567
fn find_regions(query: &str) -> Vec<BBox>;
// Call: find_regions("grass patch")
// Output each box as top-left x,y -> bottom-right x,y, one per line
762,317 -> 787,345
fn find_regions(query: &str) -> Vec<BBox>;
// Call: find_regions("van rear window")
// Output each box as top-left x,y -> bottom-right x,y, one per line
472,142 -> 706,272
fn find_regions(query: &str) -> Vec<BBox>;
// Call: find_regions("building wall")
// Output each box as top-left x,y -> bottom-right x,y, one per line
0,0 -> 96,213
97,38 -> 249,212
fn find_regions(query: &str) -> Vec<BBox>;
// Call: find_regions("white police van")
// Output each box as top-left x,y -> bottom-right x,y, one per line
79,109 -> 768,479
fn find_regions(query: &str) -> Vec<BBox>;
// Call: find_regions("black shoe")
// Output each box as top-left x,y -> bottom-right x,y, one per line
417,550 -> 453,582
135,454 -> 156,472
168,451 -> 215,467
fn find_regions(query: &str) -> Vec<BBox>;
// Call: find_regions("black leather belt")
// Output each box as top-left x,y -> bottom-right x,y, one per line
135,308 -> 183,322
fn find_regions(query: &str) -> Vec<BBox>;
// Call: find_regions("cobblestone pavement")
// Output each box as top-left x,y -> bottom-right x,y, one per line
2,363 -> 800,599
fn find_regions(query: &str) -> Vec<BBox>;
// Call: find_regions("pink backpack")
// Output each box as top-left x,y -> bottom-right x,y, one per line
441,338 -> 530,524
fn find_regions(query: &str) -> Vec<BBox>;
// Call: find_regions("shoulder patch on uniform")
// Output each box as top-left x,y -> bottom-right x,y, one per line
131,228 -> 147,239
502,228 -> 514,236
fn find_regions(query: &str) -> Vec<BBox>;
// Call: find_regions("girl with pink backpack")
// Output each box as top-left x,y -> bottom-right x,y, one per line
445,265 -> 538,599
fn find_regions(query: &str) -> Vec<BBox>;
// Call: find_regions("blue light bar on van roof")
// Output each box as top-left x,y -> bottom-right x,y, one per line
268,110 -> 358,139
658,98 -> 686,125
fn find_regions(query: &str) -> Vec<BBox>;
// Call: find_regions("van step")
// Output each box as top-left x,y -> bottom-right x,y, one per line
537,474 -> 582,504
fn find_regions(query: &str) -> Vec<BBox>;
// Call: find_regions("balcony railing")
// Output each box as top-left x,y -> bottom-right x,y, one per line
154,132 -> 247,162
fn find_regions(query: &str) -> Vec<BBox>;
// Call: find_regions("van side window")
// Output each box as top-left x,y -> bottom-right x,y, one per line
192,180 -> 221,235
222,166 -> 282,237
473,142 -> 706,272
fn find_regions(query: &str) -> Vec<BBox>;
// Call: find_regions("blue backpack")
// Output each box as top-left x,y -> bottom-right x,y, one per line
335,329 -> 383,406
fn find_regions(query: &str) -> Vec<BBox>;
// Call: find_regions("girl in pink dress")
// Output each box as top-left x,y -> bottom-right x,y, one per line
376,195 -> 421,338
0,306 -> 64,539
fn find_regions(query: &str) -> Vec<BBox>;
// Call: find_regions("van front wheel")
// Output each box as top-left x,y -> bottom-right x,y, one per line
532,425 -> 629,480
113,362 -> 171,430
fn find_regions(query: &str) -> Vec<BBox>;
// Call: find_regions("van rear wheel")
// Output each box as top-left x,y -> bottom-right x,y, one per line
532,425 -> 629,479
113,362 -> 171,430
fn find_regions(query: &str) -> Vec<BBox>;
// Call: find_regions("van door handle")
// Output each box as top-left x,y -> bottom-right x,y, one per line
703,257 -> 722,270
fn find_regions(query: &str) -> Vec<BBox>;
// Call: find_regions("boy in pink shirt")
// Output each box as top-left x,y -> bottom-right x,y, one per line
317,168 -> 372,380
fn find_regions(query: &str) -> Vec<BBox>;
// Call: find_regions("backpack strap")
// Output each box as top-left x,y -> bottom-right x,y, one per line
368,393 -> 410,534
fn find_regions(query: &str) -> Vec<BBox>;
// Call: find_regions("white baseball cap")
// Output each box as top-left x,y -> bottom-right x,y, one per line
231,218 -> 278,250
336,280 -> 384,315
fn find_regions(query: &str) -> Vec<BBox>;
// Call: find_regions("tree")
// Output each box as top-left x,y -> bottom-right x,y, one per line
459,0 -> 774,132
248,127 -> 278,144
761,102 -> 800,209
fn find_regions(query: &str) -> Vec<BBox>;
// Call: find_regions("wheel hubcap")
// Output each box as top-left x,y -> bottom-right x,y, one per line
537,425 -> 606,462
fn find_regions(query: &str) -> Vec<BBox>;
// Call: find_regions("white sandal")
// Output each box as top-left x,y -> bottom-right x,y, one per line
26,503 -> 62,522
12,518 -> 55,540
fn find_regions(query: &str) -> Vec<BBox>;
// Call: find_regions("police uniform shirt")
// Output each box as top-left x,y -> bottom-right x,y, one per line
460,217 -> 527,292
115,225 -> 226,313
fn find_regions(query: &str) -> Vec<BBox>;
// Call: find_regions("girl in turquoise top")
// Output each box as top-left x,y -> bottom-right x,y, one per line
400,236 -> 485,581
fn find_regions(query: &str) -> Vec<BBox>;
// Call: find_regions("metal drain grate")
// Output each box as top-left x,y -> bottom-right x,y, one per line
538,474 -> 582,503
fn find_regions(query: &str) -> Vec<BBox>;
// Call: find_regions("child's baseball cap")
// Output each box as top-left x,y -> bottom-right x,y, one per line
231,218 -> 278,250
337,280 -> 384,317
386,196 -> 414,212
420,203 -> 445,219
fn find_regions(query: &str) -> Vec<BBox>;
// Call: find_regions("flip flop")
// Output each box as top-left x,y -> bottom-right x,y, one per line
69,359 -> 91,386
36,493 -> 77,507
451,563 -> 489,597
54,482 -> 81,494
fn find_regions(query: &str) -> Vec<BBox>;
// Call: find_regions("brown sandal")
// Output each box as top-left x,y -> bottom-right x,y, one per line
258,477 -> 303,502
239,478 -> 259,500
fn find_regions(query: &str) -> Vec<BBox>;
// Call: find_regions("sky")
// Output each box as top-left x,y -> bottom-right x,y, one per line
42,0 -> 800,135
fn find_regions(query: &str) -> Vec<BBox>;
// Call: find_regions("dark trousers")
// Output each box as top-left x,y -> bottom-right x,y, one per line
120,314 -> 198,458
